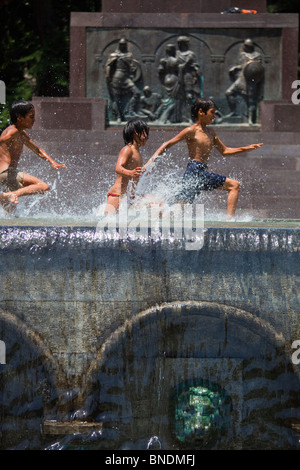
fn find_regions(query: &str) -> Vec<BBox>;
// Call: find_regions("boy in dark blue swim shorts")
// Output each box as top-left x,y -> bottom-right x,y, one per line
177,159 -> 226,203
144,98 -> 263,218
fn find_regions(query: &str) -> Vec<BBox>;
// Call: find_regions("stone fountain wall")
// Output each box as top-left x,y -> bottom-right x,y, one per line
0,226 -> 299,448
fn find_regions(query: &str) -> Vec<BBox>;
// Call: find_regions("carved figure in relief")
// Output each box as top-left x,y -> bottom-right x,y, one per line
225,38 -> 264,124
105,38 -> 141,122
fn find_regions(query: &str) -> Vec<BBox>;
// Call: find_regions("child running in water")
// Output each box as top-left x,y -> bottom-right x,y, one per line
144,98 -> 263,219
104,118 -> 149,214
0,99 -> 66,209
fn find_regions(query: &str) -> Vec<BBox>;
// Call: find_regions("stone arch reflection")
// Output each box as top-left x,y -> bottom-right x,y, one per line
84,301 -> 299,449
0,309 -> 62,449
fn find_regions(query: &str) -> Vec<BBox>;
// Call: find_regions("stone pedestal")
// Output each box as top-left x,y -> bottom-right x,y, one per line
260,100 -> 300,132
32,96 -> 107,131
69,12 -> 298,125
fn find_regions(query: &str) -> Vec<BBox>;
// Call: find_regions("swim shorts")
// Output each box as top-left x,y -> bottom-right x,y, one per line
0,168 -> 24,192
176,160 -> 226,203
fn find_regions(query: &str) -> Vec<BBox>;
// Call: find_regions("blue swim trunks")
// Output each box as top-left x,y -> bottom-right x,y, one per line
176,160 -> 226,203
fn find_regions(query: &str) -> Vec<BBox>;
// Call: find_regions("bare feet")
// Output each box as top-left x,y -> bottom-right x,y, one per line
1,192 -> 19,205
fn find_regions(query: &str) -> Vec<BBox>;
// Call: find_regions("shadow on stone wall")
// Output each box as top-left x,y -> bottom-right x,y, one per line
83,301 -> 299,450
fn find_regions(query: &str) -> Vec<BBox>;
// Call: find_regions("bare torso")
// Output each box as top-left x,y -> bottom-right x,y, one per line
185,124 -> 215,165
108,144 -> 143,196
0,125 -> 26,173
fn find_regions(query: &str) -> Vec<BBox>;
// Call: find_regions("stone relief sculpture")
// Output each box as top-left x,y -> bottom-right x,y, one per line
176,36 -> 203,121
139,86 -> 164,121
157,43 -> 181,123
157,38 -> 203,123
103,35 -> 264,126
105,38 -> 142,122
225,38 -> 264,124
104,36 -> 204,124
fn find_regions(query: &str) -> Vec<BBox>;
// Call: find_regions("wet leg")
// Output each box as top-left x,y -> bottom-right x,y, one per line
218,177 -> 240,219
104,195 -> 121,215
12,173 -> 50,198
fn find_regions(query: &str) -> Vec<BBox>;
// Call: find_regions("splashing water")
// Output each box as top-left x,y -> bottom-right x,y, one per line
147,435 -> 162,450
0,151 -> 261,228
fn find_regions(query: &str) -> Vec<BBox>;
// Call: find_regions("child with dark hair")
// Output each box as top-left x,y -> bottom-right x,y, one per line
9,100 -> 34,124
123,118 -> 149,145
105,118 -> 149,214
190,98 -> 215,121
144,98 -> 263,219
0,99 -> 66,208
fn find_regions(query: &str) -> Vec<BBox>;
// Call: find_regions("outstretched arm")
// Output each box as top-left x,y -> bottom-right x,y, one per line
144,127 -> 191,169
24,136 -> 67,169
214,135 -> 263,156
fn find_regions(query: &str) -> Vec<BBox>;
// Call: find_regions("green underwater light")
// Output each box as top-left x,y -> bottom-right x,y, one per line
171,382 -> 232,448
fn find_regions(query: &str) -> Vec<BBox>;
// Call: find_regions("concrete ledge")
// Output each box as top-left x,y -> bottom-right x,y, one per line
71,12 -> 297,29
41,420 -> 103,435
101,0 -> 267,14
260,101 -> 300,132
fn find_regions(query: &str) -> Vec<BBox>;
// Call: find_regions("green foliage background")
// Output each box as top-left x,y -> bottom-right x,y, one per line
0,0 -> 101,128
0,0 -> 299,128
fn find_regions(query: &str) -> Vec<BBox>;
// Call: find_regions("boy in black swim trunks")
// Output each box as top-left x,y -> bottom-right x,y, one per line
0,100 -> 66,209
144,98 -> 263,218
